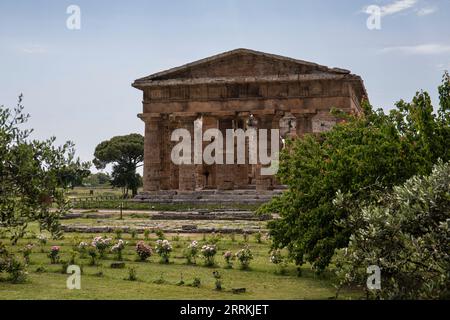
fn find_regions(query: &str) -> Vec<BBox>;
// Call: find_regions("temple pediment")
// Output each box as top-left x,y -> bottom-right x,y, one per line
133,48 -> 352,86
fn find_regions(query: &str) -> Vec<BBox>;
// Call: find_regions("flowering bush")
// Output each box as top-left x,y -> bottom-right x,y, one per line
77,241 -> 88,257
200,244 -> 217,266
269,249 -> 283,264
184,240 -> 199,264
22,244 -> 34,264
235,246 -> 253,269
270,249 -> 287,274
37,234 -> 47,246
48,246 -> 60,264
223,251 -> 233,268
0,244 -> 27,283
135,241 -> 152,261
87,246 -> 98,265
111,239 -> 126,260
155,239 -> 172,263
91,236 -> 112,258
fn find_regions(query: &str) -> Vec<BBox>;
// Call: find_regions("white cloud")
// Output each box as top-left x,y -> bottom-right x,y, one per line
364,0 -> 418,17
436,63 -> 450,70
416,6 -> 437,16
380,44 -> 450,55
21,44 -> 47,54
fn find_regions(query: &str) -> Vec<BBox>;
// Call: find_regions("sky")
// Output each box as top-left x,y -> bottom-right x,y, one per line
0,0 -> 449,170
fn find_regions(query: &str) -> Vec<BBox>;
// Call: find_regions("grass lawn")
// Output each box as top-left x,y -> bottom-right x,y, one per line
0,230 -> 362,300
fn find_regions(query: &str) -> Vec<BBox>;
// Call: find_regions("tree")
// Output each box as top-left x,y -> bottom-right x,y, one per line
83,172 -> 111,187
93,134 -> 144,197
0,95 -> 88,243
57,162 -> 91,189
334,160 -> 450,299
258,72 -> 450,271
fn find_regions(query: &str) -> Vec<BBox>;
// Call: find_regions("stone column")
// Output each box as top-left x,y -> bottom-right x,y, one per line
177,116 -> 197,191
216,118 -> 234,190
159,115 -> 172,190
255,114 -> 275,191
143,116 -> 162,191
197,114 -> 218,189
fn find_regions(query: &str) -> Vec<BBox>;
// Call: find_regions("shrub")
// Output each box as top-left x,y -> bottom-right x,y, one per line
190,277 -> 201,288
91,236 -> 112,258
155,240 -> 172,264
22,244 -> 34,265
37,234 -> 47,246
213,271 -> 222,291
184,240 -> 199,264
223,251 -> 233,269
77,241 -> 88,258
235,246 -> 253,269
270,249 -> 287,274
87,246 -> 98,265
143,229 -> 150,240
335,160 -> 450,299
114,228 -> 123,240
201,244 -> 217,267
111,239 -> 126,261
130,229 -> 137,239
208,232 -> 221,244
0,243 -> 27,283
155,229 -> 165,240
126,267 -> 137,281
48,246 -> 60,264
135,241 -> 152,261
254,231 -> 262,244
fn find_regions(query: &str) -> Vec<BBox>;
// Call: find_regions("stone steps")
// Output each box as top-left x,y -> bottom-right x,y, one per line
133,189 -> 284,205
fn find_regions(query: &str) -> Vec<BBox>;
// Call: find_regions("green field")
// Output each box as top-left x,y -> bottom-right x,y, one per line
0,187 -> 363,300
0,229 -> 362,300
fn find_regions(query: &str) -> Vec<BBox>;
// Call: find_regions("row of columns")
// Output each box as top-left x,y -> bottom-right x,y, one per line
141,111 -> 313,192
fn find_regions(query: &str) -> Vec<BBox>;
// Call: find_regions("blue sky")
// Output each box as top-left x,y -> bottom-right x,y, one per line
1,0 -> 449,168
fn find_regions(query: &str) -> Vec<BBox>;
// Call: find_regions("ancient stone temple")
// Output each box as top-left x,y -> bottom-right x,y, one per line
132,48 -> 367,195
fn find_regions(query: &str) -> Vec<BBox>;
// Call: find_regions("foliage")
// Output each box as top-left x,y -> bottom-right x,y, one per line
21,243 -> 34,264
223,251 -> 233,268
93,134 -> 144,197
111,239 -> 126,261
91,236 -> 112,258
48,246 -> 60,264
0,242 -> 27,283
201,244 -> 217,267
155,239 -> 173,264
184,240 -> 199,264
258,72 -> 450,271
335,160 -> 450,300
213,271 -> 222,291
0,95 -> 88,243
135,241 -> 152,261
82,172 -> 111,187
235,246 -> 253,269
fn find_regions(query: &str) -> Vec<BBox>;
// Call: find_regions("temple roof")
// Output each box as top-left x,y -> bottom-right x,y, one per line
132,48 -> 367,99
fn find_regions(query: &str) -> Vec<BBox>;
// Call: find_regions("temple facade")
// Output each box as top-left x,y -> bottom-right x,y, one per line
132,48 -> 367,193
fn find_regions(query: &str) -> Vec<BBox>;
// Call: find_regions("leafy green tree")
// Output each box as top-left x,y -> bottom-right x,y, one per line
93,134 -> 144,196
57,163 -> 91,189
334,160 -> 450,299
258,72 -> 450,271
83,172 -> 111,187
0,95 -> 87,243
